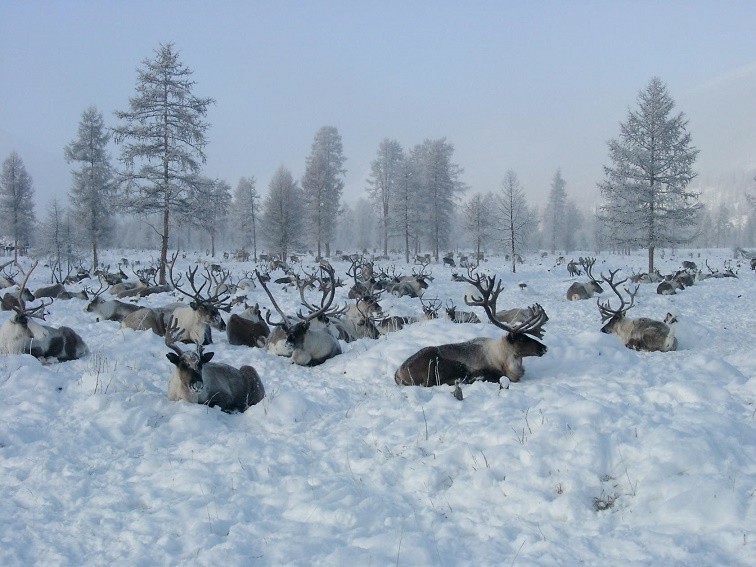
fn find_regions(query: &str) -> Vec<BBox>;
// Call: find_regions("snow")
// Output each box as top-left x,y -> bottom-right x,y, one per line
1,249 -> 754,565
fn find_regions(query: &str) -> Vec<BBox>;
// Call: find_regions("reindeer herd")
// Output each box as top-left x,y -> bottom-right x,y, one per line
0,250 -> 750,412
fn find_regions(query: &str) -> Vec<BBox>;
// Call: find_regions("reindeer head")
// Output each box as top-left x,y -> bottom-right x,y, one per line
165,319 -> 214,393
597,269 -> 638,334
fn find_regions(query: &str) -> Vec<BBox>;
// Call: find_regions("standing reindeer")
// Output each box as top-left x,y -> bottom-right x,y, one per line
395,272 -> 547,387
165,320 -> 264,413
566,257 -> 603,300
598,269 -> 677,352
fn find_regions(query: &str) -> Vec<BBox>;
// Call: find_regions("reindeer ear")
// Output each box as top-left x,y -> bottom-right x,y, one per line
166,353 -> 180,365
201,351 -> 214,363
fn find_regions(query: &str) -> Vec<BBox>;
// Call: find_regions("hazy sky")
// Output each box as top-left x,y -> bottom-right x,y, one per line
2,1 -> 755,212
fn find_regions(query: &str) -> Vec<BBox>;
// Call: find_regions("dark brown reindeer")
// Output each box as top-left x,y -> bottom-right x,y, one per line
566,257 -> 603,300
260,264 -> 343,366
165,320 -> 264,413
395,272 -> 547,387
598,269 -> 677,352
226,302 -> 270,347
0,261 -> 88,361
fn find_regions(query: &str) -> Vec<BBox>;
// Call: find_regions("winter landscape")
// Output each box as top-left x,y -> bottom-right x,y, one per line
0,248 -> 754,566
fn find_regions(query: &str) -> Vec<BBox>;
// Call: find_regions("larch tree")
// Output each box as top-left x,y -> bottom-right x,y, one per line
301,126 -> 346,258
497,170 -> 532,273
413,138 -> 465,260
599,77 -> 699,272
392,152 -> 422,263
64,106 -> 115,268
113,43 -> 214,283
366,138 -> 403,256
39,199 -> 79,282
543,168 -> 567,253
0,151 -> 36,261
185,177 -> 231,257
233,176 -> 260,261
462,192 -> 495,262
261,166 -> 304,261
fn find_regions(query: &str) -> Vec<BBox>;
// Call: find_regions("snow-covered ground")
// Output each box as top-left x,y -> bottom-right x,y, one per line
1,249 -> 754,565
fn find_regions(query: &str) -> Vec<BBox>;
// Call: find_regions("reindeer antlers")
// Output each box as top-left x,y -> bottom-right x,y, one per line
598,269 -> 639,322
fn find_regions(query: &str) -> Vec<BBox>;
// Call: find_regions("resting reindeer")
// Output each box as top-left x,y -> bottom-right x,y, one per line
165,320 -> 264,413
566,257 -> 603,300
83,282 -> 143,322
598,269 -> 677,352
395,272 -> 547,387
169,259 -> 232,345
226,302 -> 270,347
0,261 -> 88,361
260,264 -> 343,366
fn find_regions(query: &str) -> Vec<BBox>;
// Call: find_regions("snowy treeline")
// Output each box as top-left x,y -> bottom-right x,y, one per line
2,48 -> 756,273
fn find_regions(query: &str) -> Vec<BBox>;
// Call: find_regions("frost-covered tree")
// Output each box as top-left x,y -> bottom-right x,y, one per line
302,126 -> 346,258
0,151 -> 36,260
113,43 -> 214,283
185,177 -> 231,257
39,199 -> 81,282
562,200 -> 584,253
366,138 -> 403,256
599,77 -> 699,272
463,192 -> 495,262
64,106 -> 115,268
543,168 -> 567,253
232,176 -> 260,261
392,152 -> 422,263
261,166 -> 304,261
497,170 -> 532,273
413,138 -> 465,260
712,202 -> 733,248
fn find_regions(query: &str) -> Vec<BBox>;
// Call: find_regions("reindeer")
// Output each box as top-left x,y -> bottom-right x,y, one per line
338,294 -> 383,341
164,320 -> 264,413
395,273 -> 547,387
226,303 -> 270,347
0,261 -> 88,361
495,305 -> 548,338
169,259 -> 232,345
120,304 -> 181,336
566,259 -> 582,277
566,257 -> 603,300
598,269 -> 677,352
260,264 -> 343,366
445,300 -> 480,324
83,282 -> 142,322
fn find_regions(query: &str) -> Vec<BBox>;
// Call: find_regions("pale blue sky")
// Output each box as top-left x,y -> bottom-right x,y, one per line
1,0 -> 755,210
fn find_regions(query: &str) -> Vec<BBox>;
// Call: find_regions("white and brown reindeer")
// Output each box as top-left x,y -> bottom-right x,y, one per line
598,269 -> 677,352
168,261 -> 232,345
164,319 -> 265,413
566,257 -> 603,300
395,272 -> 547,387
0,261 -> 88,361
260,264 -> 343,366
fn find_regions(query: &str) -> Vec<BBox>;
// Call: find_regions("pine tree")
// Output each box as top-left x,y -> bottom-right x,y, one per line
113,43 -> 214,283
366,138 -> 403,256
301,126 -> 346,258
392,153 -> 422,263
0,151 -> 36,261
599,77 -> 699,272
64,106 -> 115,268
462,192 -> 494,262
262,166 -> 304,261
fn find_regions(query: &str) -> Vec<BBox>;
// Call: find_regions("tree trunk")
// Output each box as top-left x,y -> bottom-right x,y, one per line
159,206 -> 169,285
92,241 -> 98,271
648,246 -> 655,274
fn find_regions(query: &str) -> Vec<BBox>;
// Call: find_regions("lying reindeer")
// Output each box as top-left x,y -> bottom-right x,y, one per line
598,269 -> 677,352
226,303 -> 270,347
566,257 -> 603,300
0,261 -> 88,361
395,272 -> 547,387
260,264 -> 343,366
165,320 -> 264,413
83,282 -> 143,322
